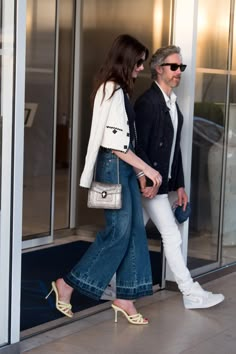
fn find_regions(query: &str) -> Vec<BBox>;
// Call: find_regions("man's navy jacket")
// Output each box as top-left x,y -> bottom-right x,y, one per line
134,82 -> 185,194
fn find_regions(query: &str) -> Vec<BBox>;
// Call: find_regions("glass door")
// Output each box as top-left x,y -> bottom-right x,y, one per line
54,0 -> 76,231
188,0 -> 233,275
22,0 -> 76,248
221,0 -> 236,266
22,0 -> 57,247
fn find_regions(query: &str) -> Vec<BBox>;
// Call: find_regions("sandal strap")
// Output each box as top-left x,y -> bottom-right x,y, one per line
57,300 -> 72,310
128,313 -> 145,323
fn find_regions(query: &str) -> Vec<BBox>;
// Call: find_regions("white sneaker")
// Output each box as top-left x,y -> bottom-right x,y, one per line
101,275 -> 116,300
101,285 -> 116,300
183,282 -> 224,309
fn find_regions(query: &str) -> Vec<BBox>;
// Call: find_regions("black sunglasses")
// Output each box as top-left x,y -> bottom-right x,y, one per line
160,63 -> 187,72
136,58 -> 145,68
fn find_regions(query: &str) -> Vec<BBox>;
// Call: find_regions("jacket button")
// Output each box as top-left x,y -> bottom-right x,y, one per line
160,142 -> 163,146
153,162 -> 158,167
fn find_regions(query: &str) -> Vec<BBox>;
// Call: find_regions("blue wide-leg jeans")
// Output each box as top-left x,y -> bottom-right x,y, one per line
64,149 -> 153,300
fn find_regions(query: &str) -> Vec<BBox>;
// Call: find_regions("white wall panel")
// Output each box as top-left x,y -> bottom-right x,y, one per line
165,0 -> 198,281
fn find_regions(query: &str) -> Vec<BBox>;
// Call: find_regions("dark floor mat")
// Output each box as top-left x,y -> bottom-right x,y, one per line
21,240 -> 161,330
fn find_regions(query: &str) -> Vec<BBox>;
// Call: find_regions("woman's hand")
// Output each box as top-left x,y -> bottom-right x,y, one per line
143,165 -> 162,188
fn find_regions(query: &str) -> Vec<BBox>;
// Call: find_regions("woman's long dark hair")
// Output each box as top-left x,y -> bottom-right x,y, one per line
91,34 -> 149,104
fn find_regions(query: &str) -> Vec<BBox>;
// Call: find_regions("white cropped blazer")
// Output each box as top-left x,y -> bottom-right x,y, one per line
80,81 -> 130,188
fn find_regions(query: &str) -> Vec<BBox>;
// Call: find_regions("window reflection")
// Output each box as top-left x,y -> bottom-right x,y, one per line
23,0 -> 75,238
54,0 -> 75,231
232,1 -> 236,71
23,0 -> 56,238
189,73 -> 226,269
196,0 -> 230,69
0,1 -> 2,49
189,0 -> 236,271
0,57 -> 1,210
222,76 -> 236,261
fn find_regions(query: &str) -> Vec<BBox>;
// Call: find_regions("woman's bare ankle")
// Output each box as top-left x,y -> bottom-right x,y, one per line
113,299 -> 137,315
56,278 -> 73,302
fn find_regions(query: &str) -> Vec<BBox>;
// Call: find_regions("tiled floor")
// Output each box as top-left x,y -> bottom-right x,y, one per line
20,272 -> 236,354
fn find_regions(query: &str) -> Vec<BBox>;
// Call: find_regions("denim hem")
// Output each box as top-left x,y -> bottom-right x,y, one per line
116,289 -> 153,300
63,274 -> 104,301
64,274 -> 153,301
116,284 -> 153,299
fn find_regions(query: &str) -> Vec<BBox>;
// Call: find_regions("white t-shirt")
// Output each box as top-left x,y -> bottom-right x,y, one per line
155,82 -> 178,179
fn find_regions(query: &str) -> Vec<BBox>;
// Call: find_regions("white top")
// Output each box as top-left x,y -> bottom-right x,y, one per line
80,81 -> 130,188
156,82 -> 178,178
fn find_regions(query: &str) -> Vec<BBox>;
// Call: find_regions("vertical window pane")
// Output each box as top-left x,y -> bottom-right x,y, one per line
232,1 -> 236,70
222,76 -> 236,260
23,0 -> 56,238
0,0 -> 2,208
0,3 -> 3,345
54,0 -> 75,230
0,59 -> 1,212
188,0 -> 234,272
0,1 -> 2,49
196,0 -> 231,69
189,73 -> 227,268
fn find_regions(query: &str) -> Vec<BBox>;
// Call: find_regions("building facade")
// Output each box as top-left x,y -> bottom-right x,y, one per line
1,0 -> 236,352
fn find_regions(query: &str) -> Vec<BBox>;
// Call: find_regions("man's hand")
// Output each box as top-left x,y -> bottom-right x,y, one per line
177,187 -> 188,211
142,185 -> 159,199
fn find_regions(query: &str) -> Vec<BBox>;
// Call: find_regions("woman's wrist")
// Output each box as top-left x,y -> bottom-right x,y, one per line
142,164 -> 149,176
136,171 -> 145,179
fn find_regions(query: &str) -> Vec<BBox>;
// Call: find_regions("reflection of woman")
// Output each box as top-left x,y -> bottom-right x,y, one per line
46,34 -> 162,325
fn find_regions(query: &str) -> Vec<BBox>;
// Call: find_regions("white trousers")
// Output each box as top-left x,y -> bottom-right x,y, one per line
142,193 -> 194,295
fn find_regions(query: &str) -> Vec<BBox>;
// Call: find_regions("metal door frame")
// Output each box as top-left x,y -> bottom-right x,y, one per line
0,0 -> 26,347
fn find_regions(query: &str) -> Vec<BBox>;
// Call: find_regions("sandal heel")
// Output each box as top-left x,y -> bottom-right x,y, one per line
45,287 -> 53,299
45,281 -> 73,318
111,304 -> 148,325
113,307 -> 118,323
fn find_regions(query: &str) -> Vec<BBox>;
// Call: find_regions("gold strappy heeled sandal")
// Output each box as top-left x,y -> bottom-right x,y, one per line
45,281 -> 73,318
111,304 -> 148,325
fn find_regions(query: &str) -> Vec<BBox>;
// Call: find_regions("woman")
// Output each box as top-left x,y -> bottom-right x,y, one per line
46,34 -> 162,325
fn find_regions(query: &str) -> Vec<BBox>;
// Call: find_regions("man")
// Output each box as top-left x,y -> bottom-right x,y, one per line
134,45 -> 224,309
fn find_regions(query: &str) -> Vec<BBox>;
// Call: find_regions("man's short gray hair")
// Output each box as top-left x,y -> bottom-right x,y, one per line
150,45 -> 181,80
